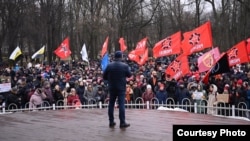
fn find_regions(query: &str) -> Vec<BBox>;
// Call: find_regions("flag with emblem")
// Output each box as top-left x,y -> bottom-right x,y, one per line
137,48 -> 148,66
202,53 -> 230,84
128,37 -> 148,65
227,40 -> 249,67
119,37 -> 127,52
153,31 -> 181,58
9,46 -> 22,61
165,54 -> 190,81
128,50 -> 140,63
31,45 -> 45,59
54,37 -> 71,59
181,21 -> 213,55
197,47 -> 220,73
133,37 -> 148,55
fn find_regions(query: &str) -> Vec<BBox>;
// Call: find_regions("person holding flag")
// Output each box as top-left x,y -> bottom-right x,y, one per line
103,51 -> 132,129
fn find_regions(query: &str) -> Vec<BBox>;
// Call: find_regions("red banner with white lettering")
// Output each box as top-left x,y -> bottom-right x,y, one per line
181,21 -> 213,55
138,48 -> 148,66
165,54 -> 190,81
134,37 -> 148,55
128,50 -> 140,63
128,37 -> 148,65
227,40 -> 249,67
153,31 -> 181,58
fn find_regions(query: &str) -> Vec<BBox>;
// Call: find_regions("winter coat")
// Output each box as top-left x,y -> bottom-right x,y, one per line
207,84 -> 218,115
67,94 -> 80,105
103,59 -> 132,91
29,89 -> 47,109
142,91 -> 155,102
175,87 -> 190,104
155,90 -> 167,104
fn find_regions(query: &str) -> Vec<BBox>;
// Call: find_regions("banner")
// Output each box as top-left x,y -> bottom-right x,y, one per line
198,47 -> 220,72
227,40 -> 249,67
153,31 -> 181,58
0,83 -> 11,93
165,54 -> 190,80
181,21 -> 213,55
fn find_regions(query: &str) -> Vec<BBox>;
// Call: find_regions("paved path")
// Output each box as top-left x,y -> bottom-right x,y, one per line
0,109 -> 249,141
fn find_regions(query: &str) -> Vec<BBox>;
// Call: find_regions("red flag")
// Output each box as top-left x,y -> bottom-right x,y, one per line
198,47 -> 220,73
128,37 -> 148,65
128,50 -> 140,63
137,48 -> 148,66
246,38 -> 250,60
128,48 -> 148,66
153,31 -> 181,58
227,40 -> 249,67
134,37 -> 148,54
101,36 -> 109,57
181,21 -> 213,55
202,70 -> 210,85
119,37 -> 127,52
165,54 -> 190,81
54,37 -> 71,59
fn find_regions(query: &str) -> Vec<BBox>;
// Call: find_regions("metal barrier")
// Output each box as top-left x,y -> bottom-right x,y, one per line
1,97 -> 249,120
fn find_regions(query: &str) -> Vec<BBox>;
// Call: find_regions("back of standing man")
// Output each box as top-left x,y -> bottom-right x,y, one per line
103,51 -> 132,128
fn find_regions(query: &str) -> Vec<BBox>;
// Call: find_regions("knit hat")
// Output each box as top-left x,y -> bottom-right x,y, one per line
237,79 -> 243,85
114,51 -> 123,58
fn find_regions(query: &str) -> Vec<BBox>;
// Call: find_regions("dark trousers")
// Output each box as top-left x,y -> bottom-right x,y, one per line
108,89 -> 126,124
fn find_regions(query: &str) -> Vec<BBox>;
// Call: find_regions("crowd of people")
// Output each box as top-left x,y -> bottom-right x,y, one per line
0,53 -> 249,116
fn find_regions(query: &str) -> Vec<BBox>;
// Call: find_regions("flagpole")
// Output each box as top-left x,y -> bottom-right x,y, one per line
44,44 -> 46,64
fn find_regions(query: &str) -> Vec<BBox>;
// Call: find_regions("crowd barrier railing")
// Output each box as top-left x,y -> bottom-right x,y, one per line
1,97 -> 249,120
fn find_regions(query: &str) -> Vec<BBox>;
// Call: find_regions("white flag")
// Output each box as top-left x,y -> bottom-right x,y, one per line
9,46 -> 22,60
80,43 -> 89,62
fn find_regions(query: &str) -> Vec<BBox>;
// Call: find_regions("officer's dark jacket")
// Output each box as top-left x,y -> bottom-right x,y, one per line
103,59 -> 132,91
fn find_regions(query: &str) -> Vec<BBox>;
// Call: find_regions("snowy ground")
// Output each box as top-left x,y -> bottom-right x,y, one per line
157,106 -> 250,122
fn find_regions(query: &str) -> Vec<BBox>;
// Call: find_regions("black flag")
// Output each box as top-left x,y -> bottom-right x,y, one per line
202,53 -> 231,84
210,53 -> 230,75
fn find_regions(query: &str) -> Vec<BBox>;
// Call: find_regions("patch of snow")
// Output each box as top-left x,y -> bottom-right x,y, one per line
157,106 -> 188,112
214,115 -> 250,122
0,112 -> 13,115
